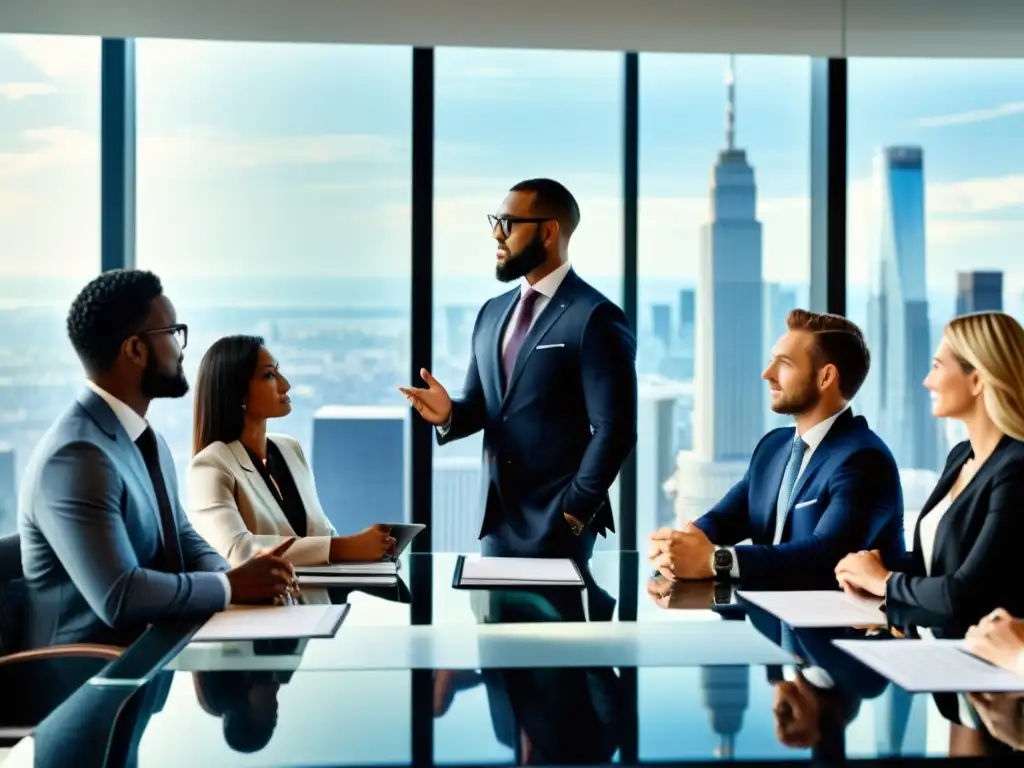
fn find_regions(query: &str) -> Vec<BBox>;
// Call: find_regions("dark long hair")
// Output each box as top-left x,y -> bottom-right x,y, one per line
193,335 -> 264,455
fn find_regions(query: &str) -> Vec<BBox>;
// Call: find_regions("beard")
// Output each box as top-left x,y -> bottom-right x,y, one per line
140,344 -> 189,400
495,230 -> 547,283
770,376 -> 820,415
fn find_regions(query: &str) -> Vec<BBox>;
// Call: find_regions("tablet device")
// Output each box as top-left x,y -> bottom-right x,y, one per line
382,523 -> 426,560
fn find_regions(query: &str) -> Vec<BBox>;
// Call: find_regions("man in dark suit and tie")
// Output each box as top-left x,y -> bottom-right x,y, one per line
649,310 -> 904,588
401,178 -> 637,560
19,270 -> 294,649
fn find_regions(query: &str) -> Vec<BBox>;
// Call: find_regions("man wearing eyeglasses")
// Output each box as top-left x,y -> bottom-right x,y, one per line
18,270 -> 295,650
402,178 -> 637,561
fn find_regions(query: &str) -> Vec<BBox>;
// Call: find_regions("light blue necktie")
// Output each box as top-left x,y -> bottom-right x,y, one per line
773,435 -> 808,545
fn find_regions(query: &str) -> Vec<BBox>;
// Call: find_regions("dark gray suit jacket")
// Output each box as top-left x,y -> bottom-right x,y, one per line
19,389 -> 230,649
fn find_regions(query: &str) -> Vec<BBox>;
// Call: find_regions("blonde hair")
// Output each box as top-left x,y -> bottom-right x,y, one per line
944,312 -> 1024,442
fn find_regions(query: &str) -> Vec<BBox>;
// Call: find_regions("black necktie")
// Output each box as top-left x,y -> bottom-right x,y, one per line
135,427 -> 184,573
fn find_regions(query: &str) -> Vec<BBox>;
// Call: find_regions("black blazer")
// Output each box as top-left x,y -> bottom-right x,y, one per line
439,268 -> 637,553
885,436 -> 1024,625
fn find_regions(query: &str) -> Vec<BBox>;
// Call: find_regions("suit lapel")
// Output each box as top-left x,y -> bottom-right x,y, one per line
77,389 -> 165,545
787,410 -> 855,506
762,436 -> 792,538
227,441 -> 285,523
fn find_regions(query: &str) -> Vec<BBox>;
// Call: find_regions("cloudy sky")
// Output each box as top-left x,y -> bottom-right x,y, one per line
1,35 -> 1022,304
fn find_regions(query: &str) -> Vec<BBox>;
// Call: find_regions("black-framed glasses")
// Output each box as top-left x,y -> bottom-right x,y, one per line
488,214 -> 553,238
137,324 -> 188,350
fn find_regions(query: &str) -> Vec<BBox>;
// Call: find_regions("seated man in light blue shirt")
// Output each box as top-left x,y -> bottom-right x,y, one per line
19,270 -> 294,649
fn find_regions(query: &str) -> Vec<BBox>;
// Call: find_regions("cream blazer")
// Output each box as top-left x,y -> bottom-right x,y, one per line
187,434 -> 337,567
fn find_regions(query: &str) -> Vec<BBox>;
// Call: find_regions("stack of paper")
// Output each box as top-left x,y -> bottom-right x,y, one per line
295,561 -> 398,586
192,604 -> 350,642
833,639 -> 1024,693
455,556 -> 584,588
736,590 -> 888,628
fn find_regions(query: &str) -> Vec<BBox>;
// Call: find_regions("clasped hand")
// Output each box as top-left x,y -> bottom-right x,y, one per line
648,523 -> 715,581
834,549 -> 890,598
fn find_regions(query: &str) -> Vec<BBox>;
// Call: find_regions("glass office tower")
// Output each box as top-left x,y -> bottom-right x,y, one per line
865,146 -> 939,471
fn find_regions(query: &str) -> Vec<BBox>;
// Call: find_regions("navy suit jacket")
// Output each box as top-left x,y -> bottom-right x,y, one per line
694,409 -> 905,587
439,268 -> 637,554
19,389 -> 230,649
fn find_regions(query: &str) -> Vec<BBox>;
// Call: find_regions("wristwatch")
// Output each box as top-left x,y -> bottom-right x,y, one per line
711,548 -> 733,580
566,516 -> 584,536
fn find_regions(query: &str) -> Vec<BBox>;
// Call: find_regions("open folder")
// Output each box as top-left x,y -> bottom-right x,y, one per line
452,555 -> 585,589
191,604 -> 350,642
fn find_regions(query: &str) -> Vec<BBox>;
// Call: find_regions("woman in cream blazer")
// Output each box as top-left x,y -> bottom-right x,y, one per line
188,335 -> 395,567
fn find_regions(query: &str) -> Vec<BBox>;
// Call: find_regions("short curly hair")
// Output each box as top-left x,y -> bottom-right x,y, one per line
66,270 -> 164,375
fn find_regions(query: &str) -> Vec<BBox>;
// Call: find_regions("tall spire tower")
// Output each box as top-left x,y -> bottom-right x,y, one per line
724,54 -> 736,151
693,54 -> 764,462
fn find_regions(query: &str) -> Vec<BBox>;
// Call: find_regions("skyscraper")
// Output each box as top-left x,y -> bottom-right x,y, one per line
955,270 -> 1003,316
651,303 -> 672,351
865,146 -> 938,471
636,383 -> 682,533
311,405 -> 408,531
694,55 -> 764,462
678,289 -> 696,345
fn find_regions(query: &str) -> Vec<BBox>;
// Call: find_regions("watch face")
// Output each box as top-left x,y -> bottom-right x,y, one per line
713,550 -> 732,570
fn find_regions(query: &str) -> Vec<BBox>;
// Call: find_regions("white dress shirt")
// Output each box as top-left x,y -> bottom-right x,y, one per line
724,404 -> 851,578
438,260 -> 572,437
85,380 -> 231,605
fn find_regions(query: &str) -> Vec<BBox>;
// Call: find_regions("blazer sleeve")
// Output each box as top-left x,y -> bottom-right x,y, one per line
885,465 -> 1024,621
438,300 -> 490,446
35,441 -> 228,627
187,449 -> 332,568
561,301 -> 638,524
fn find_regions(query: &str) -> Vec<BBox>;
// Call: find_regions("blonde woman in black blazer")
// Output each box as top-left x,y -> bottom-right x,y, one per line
835,311 -> 1024,625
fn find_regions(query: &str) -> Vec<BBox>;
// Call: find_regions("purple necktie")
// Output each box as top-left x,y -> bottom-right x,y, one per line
502,289 -> 542,387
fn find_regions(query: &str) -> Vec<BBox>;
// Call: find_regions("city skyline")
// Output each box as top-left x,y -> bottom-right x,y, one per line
2,38 -> 1024,300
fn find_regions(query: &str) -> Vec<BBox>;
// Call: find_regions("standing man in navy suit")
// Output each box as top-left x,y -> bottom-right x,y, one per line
401,179 -> 637,560
649,310 -> 904,588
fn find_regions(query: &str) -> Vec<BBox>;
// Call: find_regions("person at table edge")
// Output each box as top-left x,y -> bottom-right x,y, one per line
401,178 -> 637,560
836,311 -> 1024,625
649,310 -> 904,587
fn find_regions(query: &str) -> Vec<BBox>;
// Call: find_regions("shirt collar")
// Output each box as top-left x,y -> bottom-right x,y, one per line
522,260 -> 571,299
797,404 -> 850,452
85,379 -> 149,442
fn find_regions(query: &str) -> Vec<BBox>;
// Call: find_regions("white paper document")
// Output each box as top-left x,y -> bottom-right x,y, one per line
192,604 -> 349,642
834,639 -> 1024,693
736,590 -> 887,627
298,574 -> 397,587
456,556 -> 584,587
295,561 -> 397,577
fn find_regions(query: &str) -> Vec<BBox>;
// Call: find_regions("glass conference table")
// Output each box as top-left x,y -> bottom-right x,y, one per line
13,552 -> 1013,767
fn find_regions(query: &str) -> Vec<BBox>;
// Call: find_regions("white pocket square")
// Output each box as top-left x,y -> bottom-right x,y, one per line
794,498 -> 819,509
535,343 -> 565,350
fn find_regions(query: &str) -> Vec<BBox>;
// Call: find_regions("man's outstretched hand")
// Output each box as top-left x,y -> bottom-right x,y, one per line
399,368 -> 453,426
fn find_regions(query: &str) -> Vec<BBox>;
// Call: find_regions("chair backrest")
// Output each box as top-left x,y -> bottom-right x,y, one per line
0,534 -> 24,654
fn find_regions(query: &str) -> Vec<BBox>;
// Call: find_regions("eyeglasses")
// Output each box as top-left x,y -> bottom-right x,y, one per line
137,324 -> 188,350
488,214 -> 553,238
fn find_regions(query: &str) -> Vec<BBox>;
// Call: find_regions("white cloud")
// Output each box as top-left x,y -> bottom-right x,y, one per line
0,127 -> 96,178
0,82 -> 56,101
138,131 -> 405,175
7,36 -> 100,80
918,101 -> 1024,128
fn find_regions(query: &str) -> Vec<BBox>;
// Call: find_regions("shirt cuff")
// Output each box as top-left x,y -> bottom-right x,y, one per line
727,547 -> 740,580
436,412 -> 452,437
216,572 -> 231,608
801,666 -> 836,690
1015,649 -> 1024,678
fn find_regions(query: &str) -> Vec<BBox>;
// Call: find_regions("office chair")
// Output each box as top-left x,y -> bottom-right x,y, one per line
0,533 -> 123,745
